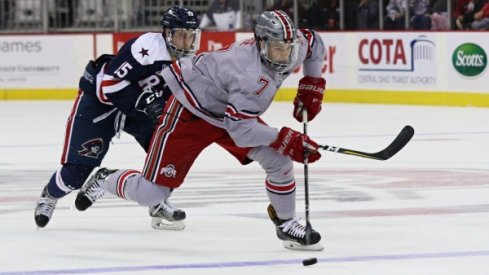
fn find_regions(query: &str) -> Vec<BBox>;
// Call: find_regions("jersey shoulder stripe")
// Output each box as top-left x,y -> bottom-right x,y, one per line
130,32 -> 172,65
169,62 -> 203,111
169,61 -> 222,120
299,29 -> 315,58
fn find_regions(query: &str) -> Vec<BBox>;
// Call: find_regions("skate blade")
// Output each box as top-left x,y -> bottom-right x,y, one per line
282,240 -> 324,251
151,217 -> 185,231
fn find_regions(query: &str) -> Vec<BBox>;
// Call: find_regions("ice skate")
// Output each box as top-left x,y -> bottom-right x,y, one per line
149,200 -> 186,231
75,168 -> 117,211
34,187 -> 58,228
267,204 -> 323,251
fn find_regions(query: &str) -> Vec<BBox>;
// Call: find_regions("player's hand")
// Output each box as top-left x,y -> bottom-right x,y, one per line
269,127 -> 321,163
135,87 -> 166,124
293,76 -> 326,122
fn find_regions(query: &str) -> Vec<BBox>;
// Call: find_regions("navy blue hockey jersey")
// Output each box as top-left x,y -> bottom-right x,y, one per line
79,32 -> 174,116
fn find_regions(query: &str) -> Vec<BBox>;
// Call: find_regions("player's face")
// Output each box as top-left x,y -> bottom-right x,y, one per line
171,29 -> 196,50
267,41 -> 293,64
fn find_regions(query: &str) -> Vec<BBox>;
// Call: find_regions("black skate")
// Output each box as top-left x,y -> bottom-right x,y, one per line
149,200 -> 186,231
267,204 -> 323,251
34,187 -> 57,228
75,168 -> 117,211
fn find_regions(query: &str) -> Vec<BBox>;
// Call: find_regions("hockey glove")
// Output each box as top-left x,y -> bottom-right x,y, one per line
135,87 -> 166,124
270,127 -> 321,163
293,76 -> 326,122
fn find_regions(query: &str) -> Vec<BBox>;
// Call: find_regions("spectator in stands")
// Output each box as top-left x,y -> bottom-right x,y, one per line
302,0 -> 326,29
409,0 -> 431,29
268,0 -> 305,21
356,0 -> 380,29
471,0 -> 489,29
384,0 -> 406,29
453,0 -> 470,26
199,0 -> 242,30
324,0 -> 340,29
431,0 -> 449,30
302,0 -> 339,29
344,0 -> 359,29
49,0 -> 74,28
300,0 -> 336,30
0,0 -> 7,28
455,0 -> 484,29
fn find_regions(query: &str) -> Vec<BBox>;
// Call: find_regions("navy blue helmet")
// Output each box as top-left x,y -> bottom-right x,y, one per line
161,6 -> 200,30
161,6 -> 201,59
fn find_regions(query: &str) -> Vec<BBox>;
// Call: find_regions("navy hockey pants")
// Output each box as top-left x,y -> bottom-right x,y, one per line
60,90 -> 156,167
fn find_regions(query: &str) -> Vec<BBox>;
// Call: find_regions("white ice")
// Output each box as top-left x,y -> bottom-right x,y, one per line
0,101 -> 488,275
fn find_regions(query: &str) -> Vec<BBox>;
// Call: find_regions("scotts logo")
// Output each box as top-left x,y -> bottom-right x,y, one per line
452,43 -> 487,77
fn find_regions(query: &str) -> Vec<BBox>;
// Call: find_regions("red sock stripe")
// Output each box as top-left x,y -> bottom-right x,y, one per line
266,179 -> 296,194
116,170 -> 139,199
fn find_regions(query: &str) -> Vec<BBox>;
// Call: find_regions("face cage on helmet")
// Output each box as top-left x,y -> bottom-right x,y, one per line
259,39 -> 299,73
165,28 -> 201,59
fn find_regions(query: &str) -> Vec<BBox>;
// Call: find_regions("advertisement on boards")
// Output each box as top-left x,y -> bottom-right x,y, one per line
112,31 -> 235,54
447,33 -> 488,93
0,35 -> 93,88
112,32 -> 141,53
283,32 -> 345,89
199,31 -> 235,52
355,33 -> 437,90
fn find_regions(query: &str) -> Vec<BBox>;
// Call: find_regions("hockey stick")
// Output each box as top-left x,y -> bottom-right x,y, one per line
318,125 -> 415,160
302,110 -> 313,244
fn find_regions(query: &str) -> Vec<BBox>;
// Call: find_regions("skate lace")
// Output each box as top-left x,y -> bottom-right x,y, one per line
85,181 -> 105,202
151,201 -> 176,219
36,196 -> 57,217
280,218 -> 306,238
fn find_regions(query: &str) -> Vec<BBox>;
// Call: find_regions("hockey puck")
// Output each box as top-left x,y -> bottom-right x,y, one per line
302,257 -> 318,266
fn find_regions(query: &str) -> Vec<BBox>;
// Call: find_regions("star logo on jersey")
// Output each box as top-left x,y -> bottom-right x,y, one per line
78,138 -> 104,159
139,48 -> 149,57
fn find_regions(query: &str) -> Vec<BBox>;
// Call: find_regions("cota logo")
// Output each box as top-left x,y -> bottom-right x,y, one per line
452,43 -> 487,78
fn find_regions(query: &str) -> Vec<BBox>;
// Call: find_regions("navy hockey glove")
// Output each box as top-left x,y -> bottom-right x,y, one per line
270,127 -> 321,163
135,87 -> 166,124
293,76 -> 326,122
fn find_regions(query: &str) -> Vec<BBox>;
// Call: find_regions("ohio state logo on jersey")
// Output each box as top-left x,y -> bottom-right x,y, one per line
78,138 -> 104,159
160,164 -> 177,178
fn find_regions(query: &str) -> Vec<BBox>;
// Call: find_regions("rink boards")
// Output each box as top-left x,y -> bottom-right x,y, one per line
0,32 -> 487,106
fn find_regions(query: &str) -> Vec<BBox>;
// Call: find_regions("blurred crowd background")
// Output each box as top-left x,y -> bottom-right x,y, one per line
0,0 -> 487,33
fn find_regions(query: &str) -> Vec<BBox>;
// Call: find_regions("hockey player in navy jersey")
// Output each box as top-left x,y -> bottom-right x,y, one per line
34,6 -> 201,230
75,10 -> 326,251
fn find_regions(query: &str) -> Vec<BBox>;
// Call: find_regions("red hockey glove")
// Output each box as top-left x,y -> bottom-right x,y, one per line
270,127 -> 321,163
293,76 -> 326,122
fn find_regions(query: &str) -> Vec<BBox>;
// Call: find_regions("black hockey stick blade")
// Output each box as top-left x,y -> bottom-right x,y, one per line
318,125 -> 414,161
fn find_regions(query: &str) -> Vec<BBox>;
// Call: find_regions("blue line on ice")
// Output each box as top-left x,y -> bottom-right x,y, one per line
2,250 -> 489,274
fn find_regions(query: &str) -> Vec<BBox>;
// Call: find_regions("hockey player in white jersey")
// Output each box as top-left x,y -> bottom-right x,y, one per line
75,10 -> 326,250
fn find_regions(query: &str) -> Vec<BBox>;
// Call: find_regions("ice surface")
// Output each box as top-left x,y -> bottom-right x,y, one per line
1,101 -> 488,274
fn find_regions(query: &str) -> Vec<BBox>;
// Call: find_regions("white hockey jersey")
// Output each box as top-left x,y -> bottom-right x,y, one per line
161,29 -> 326,148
